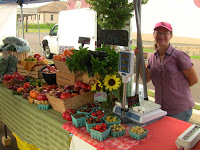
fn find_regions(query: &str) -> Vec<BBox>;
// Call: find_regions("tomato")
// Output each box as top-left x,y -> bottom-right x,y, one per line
19,75 -> 26,81
71,93 -> 79,97
91,112 -> 97,117
66,109 -> 76,114
37,93 -> 47,101
50,84 -> 58,89
101,123 -> 107,128
4,73 -> 12,80
23,82 -> 31,89
11,72 -> 20,79
62,109 -> 75,121
81,83 -> 88,89
30,90 -> 39,99
74,81 -> 83,88
60,92 -> 71,100
96,110 -> 102,115
95,124 -> 101,131
34,53 -> 41,59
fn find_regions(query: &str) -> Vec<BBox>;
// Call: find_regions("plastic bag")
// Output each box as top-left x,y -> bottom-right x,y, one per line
2,36 -> 31,52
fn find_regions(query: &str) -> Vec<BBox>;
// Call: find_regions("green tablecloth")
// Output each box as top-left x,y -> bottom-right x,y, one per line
0,84 -> 70,150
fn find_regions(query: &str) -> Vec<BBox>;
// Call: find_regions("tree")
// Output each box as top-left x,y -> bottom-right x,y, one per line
86,0 -> 149,30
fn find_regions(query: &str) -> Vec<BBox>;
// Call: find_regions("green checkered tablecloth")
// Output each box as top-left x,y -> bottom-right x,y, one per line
0,84 -> 70,150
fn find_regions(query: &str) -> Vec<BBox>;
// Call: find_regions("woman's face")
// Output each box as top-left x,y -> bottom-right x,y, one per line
153,27 -> 172,48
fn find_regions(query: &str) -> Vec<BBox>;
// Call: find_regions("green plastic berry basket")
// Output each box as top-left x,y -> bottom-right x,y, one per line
103,116 -> 121,126
90,127 -> 111,141
111,129 -> 126,138
37,104 -> 51,110
85,103 -> 100,110
85,120 -> 102,133
91,113 -> 107,120
129,128 -> 148,140
77,107 -> 94,115
71,114 -> 89,127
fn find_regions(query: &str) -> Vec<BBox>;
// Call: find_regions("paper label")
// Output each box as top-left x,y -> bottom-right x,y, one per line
94,92 -> 107,102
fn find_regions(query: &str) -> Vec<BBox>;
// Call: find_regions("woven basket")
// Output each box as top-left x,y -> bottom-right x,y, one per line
46,91 -> 94,113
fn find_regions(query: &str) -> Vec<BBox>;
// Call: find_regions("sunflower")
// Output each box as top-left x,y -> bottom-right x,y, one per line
103,74 -> 121,92
91,80 -> 103,91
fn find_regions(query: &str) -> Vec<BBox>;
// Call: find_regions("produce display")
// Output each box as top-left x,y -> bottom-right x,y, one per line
129,126 -> 148,140
48,81 -> 91,100
3,72 -> 26,83
62,109 -> 76,121
105,116 -> 119,122
86,117 -> 102,124
130,126 -> 146,135
53,48 -> 74,62
111,124 -> 126,132
91,110 -> 105,118
91,123 -> 108,132
41,65 -> 57,74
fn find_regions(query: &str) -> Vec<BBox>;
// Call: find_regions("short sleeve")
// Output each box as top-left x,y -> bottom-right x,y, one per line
176,50 -> 193,70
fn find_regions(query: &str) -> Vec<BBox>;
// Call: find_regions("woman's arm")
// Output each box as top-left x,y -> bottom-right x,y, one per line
182,66 -> 198,87
134,47 -> 151,83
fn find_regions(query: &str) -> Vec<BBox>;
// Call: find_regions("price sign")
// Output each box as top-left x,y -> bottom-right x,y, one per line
100,30 -> 129,46
94,92 -> 107,102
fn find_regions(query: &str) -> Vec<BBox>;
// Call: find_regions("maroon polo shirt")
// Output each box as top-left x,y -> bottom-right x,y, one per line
147,45 -> 195,115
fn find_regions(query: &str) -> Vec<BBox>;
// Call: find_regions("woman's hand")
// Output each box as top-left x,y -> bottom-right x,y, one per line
134,47 -> 139,56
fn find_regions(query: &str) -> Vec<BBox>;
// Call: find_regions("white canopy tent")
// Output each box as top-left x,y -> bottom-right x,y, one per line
0,0 -> 59,52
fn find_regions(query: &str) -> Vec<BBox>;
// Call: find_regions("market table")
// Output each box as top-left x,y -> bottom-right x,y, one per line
63,116 -> 200,150
0,84 -> 70,150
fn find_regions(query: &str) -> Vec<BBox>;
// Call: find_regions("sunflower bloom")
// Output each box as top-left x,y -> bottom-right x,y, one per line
104,75 -> 121,91
91,80 -> 103,91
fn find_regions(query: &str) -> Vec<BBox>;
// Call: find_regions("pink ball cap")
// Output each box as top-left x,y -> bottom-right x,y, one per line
153,22 -> 172,32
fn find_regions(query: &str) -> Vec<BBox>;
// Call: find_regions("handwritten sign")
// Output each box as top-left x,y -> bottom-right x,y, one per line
94,92 -> 107,102
100,30 -> 129,46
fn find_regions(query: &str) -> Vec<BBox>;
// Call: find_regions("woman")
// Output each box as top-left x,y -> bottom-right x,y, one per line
135,22 -> 198,122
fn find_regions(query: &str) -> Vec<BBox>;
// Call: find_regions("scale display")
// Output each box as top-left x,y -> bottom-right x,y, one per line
119,51 -> 134,76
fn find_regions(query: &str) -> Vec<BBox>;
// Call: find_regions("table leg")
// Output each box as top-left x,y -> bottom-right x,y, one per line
2,124 -> 11,146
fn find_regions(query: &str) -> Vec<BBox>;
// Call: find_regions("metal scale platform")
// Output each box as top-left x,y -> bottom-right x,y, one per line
113,100 -> 167,125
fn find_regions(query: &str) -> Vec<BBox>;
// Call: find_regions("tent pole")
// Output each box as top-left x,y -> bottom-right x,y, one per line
20,3 -> 25,39
134,0 -> 148,100
37,14 -> 42,55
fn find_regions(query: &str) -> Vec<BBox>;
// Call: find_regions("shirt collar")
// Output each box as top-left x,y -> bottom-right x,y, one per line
154,44 -> 173,56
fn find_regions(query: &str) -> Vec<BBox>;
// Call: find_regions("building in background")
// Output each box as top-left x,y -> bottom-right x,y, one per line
17,1 -> 68,24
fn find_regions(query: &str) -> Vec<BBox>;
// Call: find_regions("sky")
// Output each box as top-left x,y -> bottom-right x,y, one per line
22,0 -> 200,39
132,0 -> 200,38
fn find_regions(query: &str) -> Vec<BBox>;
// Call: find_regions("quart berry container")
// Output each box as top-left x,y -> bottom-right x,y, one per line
103,115 -> 121,126
85,120 -> 102,133
37,104 -> 51,110
77,107 -> 94,115
71,113 -> 89,127
129,128 -> 148,140
111,129 -> 126,138
90,127 -> 111,141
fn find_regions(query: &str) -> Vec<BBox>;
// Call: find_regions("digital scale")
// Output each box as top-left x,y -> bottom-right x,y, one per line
113,101 -> 167,124
116,50 -> 167,125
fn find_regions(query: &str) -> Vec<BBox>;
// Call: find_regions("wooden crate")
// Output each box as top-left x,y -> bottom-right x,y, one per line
56,71 -> 82,87
17,63 -> 44,79
3,51 -> 28,61
53,60 -> 80,75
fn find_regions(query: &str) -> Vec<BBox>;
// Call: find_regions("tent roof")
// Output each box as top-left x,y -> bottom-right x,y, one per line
0,0 -> 59,5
